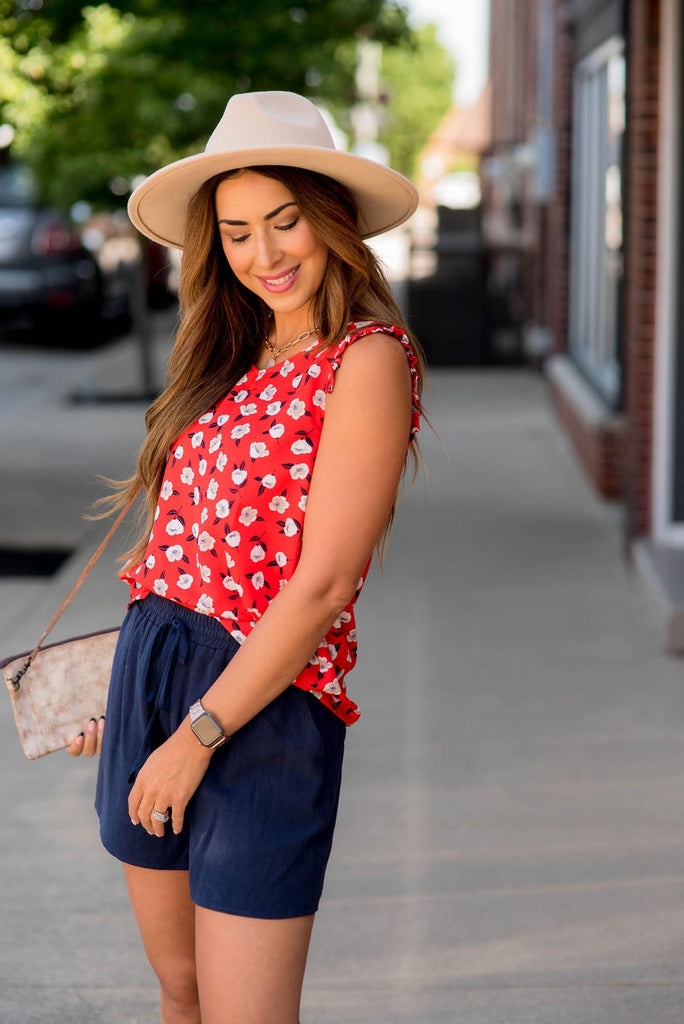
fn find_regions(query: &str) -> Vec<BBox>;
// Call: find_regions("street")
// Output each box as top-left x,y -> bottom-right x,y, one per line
1,321 -> 684,1023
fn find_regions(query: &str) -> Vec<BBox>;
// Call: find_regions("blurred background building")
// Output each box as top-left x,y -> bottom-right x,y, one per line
482,0 -> 684,649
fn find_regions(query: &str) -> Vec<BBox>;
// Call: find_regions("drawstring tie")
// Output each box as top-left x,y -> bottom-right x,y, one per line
128,617 -> 190,782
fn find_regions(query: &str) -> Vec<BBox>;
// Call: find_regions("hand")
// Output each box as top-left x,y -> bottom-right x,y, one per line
128,720 -> 213,837
66,716 -> 105,757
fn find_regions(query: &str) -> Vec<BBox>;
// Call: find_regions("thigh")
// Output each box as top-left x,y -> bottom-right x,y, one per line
124,864 -> 197,989
195,907 -> 314,1024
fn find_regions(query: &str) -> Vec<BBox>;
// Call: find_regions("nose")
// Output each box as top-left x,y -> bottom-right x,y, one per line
254,230 -> 282,269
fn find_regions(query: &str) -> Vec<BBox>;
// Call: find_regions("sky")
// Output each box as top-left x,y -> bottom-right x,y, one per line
403,0 -> 490,106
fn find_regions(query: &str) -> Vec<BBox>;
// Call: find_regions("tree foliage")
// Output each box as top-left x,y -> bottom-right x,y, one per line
0,0 -> 410,207
379,23 -> 455,178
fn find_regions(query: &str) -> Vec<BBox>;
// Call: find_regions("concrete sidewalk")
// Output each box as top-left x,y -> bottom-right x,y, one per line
2,325 -> 684,1023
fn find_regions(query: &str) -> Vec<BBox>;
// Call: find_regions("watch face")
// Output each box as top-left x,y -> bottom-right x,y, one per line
192,713 -> 223,746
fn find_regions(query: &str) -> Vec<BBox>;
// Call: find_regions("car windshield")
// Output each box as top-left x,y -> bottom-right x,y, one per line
0,164 -> 40,207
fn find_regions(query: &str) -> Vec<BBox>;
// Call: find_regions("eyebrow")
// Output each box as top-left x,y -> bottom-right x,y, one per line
217,201 -> 298,227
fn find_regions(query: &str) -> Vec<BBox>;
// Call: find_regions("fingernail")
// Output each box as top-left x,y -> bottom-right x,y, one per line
90,717 -> 97,723
78,732 -> 84,738
99,716 -> 105,721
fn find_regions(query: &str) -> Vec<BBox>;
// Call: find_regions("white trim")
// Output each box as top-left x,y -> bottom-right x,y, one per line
652,0 -> 683,543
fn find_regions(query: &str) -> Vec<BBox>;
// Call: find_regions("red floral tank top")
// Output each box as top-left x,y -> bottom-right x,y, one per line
123,322 -> 421,724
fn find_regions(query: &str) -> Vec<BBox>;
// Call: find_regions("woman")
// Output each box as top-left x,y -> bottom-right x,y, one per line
69,91 -> 423,1024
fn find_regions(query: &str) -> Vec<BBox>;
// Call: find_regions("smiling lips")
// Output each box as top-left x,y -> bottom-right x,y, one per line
258,265 -> 300,293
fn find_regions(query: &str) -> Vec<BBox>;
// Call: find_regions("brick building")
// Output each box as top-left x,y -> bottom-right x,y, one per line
484,0 -> 684,648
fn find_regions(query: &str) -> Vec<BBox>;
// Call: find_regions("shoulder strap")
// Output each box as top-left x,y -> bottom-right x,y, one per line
8,498 -> 135,689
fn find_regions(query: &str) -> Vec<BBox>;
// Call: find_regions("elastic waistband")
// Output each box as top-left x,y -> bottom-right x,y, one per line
135,594 -> 240,651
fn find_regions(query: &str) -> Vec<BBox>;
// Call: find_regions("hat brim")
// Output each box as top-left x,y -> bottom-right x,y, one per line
128,145 -> 418,248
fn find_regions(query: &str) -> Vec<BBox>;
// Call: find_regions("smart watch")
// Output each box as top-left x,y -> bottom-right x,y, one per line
189,699 -> 228,749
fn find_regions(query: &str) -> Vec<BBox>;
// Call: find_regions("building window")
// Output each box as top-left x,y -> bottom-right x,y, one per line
568,38 -> 626,407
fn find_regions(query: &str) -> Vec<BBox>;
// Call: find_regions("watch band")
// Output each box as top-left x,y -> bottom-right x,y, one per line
189,699 -> 228,749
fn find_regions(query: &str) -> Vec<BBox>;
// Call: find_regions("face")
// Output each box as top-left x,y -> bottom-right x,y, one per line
214,171 -> 328,321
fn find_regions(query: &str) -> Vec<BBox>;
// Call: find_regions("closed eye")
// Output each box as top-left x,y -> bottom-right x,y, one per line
276,218 -> 299,232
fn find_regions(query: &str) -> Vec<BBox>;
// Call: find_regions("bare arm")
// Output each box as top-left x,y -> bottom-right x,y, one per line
128,333 -> 413,833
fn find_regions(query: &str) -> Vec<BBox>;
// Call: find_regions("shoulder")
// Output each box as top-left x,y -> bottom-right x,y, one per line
325,321 -> 414,382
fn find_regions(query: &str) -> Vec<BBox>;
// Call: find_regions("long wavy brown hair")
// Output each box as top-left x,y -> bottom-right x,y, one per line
101,165 -> 425,567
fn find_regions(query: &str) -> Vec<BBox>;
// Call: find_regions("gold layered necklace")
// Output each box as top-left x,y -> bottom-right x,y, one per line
263,326 -> 320,360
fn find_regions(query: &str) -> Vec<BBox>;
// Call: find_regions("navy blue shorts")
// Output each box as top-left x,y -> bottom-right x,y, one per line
95,594 -> 346,919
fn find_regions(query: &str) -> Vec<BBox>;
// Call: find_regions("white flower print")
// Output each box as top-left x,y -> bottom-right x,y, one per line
266,401 -> 282,415
279,360 -> 295,375
261,474 -> 276,489
250,544 -> 265,562
226,530 -> 241,548
333,610 -> 352,628
279,579 -> 288,591
231,466 -> 247,486
251,571 -> 265,590
269,423 -> 285,439
258,384 -> 277,401
209,434 -> 222,454
215,499 -> 231,519
192,523 -> 200,538
198,459 -> 207,477
289,463 -> 308,480
275,551 -> 287,567
198,412 -> 213,424
312,389 -> 326,408
201,507 -> 208,523
307,363 -> 321,378
160,480 -> 173,501
233,389 -> 248,402
224,552 -> 235,568
291,438 -> 312,455
287,398 -> 306,420
323,678 -> 341,695
191,431 -> 203,448
269,495 -> 289,513
153,579 -> 169,596
177,574 -> 193,590
180,466 -> 194,485
207,479 -> 219,500
240,403 -> 257,416
197,531 -> 215,552
192,487 -> 200,506
174,444 -> 184,459
223,576 -> 243,596
154,506 -> 160,520
145,554 -> 156,569
200,564 -> 212,583
195,594 -> 215,615
292,374 -> 302,388
239,507 -> 258,526
283,518 -> 299,537
166,545 -> 184,563
298,495 -> 308,512
231,423 -> 250,440
165,518 -> 184,536
230,629 -> 247,644
216,452 -> 228,472
250,442 -> 269,459
217,414 -> 229,426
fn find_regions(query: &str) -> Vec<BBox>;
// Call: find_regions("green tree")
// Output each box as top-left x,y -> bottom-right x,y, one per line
0,0 -> 411,207
379,22 -> 454,178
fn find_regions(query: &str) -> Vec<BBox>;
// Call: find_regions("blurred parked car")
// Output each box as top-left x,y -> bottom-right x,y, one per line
0,163 -> 103,344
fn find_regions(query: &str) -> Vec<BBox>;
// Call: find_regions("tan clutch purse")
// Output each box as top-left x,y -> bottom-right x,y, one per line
2,502 -> 131,759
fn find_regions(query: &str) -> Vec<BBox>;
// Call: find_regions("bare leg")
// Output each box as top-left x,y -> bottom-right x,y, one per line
124,864 -> 200,1024
195,907 -> 315,1024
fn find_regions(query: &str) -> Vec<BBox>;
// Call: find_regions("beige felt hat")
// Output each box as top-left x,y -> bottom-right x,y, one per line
128,91 -> 418,248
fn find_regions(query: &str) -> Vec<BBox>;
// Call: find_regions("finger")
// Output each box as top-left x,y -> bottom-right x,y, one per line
81,718 -> 99,757
128,783 -> 142,826
66,733 -> 85,757
138,796 -> 164,837
172,803 -> 185,836
95,716 -> 105,755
